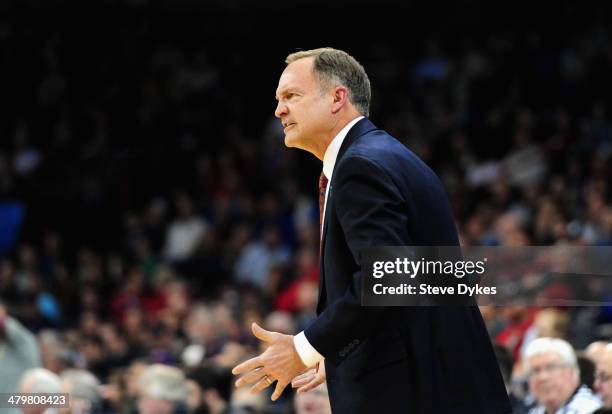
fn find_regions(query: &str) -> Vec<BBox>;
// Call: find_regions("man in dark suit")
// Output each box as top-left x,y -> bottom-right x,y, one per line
233,48 -> 511,413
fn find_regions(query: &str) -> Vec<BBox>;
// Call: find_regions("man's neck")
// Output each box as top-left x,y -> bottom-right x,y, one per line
314,111 -> 362,160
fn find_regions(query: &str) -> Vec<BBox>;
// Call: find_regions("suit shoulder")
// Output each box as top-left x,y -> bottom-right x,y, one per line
347,130 -> 404,157
342,130 -> 433,177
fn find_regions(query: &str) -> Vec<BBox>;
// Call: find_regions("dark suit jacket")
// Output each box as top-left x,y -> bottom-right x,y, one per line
303,118 -> 511,413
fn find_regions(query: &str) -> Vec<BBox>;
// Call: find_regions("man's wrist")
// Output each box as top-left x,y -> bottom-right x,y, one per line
293,331 -> 324,368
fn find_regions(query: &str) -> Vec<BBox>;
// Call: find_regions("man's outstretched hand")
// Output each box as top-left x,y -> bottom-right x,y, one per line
232,323 -> 308,401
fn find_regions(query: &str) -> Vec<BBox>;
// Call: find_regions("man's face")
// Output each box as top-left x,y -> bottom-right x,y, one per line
527,352 -> 577,410
275,57 -> 334,154
595,351 -> 612,407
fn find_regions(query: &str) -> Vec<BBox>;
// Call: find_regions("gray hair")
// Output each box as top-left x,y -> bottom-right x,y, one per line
19,368 -> 62,393
138,364 -> 188,403
524,337 -> 579,378
286,47 -> 371,117
60,369 -> 101,407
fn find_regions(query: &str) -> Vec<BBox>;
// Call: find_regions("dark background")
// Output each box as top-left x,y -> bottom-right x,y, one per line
1,1 -> 610,253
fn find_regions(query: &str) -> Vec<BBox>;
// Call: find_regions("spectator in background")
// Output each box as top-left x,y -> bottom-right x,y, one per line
233,225 -> 290,290
587,341 -> 611,367
503,128 -> 547,188
138,364 -> 188,414
0,302 -> 41,394
525,338 -> 601,414
520,308 -> 570,363
59,369 -> 102,414
264,311 -> 295,336
533,308 -> 570,339
230,385 -> 266,414
187,364 -> 236,414
496,306 -> 538,361
120,359 -> 149,413
182,304 -> 220,366
293,383 -> 332,414
163,193 -> 208,263
275,247 -> 319,317
594,344 -> 612,410
18,368 -> 62,414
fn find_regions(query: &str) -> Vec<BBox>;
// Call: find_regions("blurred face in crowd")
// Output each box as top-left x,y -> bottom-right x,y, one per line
527,351 -> 578,412
275,57 -> 337,159
138,396 -> 174,414
19,377 -> 49,414
294,383 -> 332,414
595,349 -> 612,407
126,361 -> 147,398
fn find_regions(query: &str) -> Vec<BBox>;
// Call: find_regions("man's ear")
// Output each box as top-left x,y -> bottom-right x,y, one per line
330,86 -> 349,114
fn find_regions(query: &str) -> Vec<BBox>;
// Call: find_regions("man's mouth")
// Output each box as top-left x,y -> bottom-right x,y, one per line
284,122 -> 296,131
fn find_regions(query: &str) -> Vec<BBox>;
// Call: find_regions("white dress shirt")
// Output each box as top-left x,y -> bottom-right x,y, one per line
294,116 -> 364,368
527,385 -> 601,414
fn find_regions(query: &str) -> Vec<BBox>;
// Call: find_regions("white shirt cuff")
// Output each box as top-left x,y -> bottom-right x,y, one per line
294,331 -> 324,368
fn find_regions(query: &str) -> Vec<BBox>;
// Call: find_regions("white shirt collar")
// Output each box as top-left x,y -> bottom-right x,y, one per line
322,116 -> 364,179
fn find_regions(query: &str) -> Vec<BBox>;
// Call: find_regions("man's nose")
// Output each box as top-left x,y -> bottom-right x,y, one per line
275,101 -> 287,118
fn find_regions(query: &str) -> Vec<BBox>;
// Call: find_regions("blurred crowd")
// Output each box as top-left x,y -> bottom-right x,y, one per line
1,1 -> 612,413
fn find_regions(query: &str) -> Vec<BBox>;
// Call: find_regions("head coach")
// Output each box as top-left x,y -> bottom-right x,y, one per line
233,47 -> 511,414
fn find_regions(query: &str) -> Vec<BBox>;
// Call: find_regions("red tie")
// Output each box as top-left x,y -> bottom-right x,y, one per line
319,172 -> 329,247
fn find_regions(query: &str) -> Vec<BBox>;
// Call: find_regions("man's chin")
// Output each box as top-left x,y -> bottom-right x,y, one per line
540,394 -> 559,407
283,134 -> 299,148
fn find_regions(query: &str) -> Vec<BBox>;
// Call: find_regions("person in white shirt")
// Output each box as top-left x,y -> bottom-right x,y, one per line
525,337 -> 601,414
163,193 -> 207,262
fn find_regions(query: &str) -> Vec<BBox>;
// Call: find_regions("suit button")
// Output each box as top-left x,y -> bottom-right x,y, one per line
339,351 -> 345,357
353,339 -> 359,345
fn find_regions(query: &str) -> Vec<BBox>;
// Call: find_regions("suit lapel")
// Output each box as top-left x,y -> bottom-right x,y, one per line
317,118 -> 378,314
321,117 -> 377,247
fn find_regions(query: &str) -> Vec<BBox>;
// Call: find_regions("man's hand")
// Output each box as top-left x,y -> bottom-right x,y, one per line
291,360 -> 326,393
232,323 -> 308,401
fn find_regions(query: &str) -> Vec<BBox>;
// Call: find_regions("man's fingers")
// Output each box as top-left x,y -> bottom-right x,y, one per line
297,375 -> 325,393
291,369 -> 316,386
251,322 -> 277,343
271,379 -> 289,401
232,356 -> 262,375
291,373 -> 314,388
235,368 -> 266,388
250,375 -> 275,394
291,374 -> 313,388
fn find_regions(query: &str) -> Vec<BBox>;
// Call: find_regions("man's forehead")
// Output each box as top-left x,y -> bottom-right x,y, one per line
276,71 -> 296,92
276,58 -> 315,94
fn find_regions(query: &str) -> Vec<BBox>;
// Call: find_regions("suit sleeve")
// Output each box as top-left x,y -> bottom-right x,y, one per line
304,155 -> 412,366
